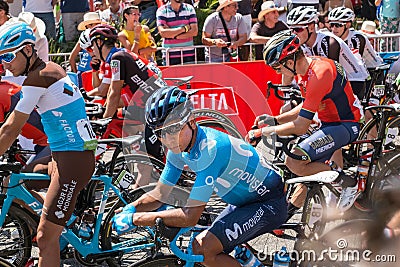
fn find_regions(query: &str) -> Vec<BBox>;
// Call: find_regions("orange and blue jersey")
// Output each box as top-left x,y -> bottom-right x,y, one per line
298,57 -> 363,123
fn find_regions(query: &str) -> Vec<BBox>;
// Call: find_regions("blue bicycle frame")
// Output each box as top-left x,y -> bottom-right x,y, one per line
0,171 -> 156,259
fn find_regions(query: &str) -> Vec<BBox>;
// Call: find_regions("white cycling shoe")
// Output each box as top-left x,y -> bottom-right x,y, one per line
337,185 -> 360,212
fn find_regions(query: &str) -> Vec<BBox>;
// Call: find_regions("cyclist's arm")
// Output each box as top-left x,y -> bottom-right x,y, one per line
88,81 -> 110,97
0,110 -> 30,155
327,37 -> 340,62
103,80 -> 123,117
68,42 -> 81,73
276,103 -> 302,123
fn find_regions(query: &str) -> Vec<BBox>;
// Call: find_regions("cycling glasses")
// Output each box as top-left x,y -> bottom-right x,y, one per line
0,46 -> 25,63
154,120 -> 188,138
291,26 -> 307,33
329,22 -> 345,28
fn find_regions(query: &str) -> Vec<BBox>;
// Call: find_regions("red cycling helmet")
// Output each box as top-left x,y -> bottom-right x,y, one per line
89,24 -> 118,43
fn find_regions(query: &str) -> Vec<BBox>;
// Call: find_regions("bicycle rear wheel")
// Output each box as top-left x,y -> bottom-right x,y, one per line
0,204 -> 32,267
193,109 -> 235,128
130,254 -> 205,267
101,184 -> 191,266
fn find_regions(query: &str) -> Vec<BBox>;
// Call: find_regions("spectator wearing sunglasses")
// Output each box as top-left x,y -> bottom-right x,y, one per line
328,7 -> 383,71
249,1 -> 288,60
119,6 -> 157,61
287,6 -> 369,100
249,30 -> 362,218
68,12 -> 101,88
157,0 -> 198,65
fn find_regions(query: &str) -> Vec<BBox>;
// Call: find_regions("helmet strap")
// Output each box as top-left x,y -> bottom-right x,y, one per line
184,120 -> 196,152
339,25 -> 348,38
305,27 -> 312,44
95,39 -> 107,62
282,53 -> 297,75
20,47 -> 34,76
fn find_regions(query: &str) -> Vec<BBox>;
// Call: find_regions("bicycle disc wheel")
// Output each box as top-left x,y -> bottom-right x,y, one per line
0,204 -> 32,267
130,254 -> 205,267
101,185 -> 191,266
197,120 -> 242,139
192,109 -> 235,128
301,185 -> 327,238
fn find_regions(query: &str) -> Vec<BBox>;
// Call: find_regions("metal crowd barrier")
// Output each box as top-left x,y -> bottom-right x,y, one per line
49,33 -> 400,66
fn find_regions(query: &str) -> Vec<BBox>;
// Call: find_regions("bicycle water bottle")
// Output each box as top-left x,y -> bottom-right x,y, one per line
234,245 -> 263,267
272,246 -> 290,267
357,160 -> 369,192
78,208 -> 96,240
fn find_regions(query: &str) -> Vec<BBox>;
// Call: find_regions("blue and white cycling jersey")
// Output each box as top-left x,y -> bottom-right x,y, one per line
160,126 -> 284,207
15,60 -> 97,152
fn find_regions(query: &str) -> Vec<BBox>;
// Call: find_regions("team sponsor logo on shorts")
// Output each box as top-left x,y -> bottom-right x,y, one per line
309,134 -> 335,154
225,207 -> 264,241
55,180 -> 77,219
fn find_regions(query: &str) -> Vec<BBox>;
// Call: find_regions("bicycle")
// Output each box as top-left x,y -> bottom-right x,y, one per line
0,136 -> 191,267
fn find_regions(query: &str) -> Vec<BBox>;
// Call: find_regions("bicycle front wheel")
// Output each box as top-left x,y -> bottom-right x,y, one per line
0,204 -> 32,267
130,254 -> 205,267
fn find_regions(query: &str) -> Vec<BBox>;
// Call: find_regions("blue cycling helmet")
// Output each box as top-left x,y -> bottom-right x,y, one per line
0,21 -> 36,53
145,86 -> 194,129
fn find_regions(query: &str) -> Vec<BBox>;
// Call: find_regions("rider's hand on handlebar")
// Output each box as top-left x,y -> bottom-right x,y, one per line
245,128 -> 262,145
254,114 -> 277,128
111,205 -> 137,235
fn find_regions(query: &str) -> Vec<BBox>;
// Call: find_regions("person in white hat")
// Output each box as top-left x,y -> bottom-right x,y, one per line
15,12 -> 49,62
360,20 -> 381,36
77,11 -> 103,31
202,0 -> 248,62
249,1 -> 288,59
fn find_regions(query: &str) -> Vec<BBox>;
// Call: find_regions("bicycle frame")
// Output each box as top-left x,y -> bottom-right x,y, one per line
0,171 -> 156,260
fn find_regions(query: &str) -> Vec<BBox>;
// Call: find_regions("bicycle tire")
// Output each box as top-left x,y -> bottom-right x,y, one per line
0,204 -> 32,267
192,109 -> 235,128
130,254 -> 205,267
0,257 -> 17,267
198,120 -> 242,139
101,184 -> 191,267
300,184 -> 327,238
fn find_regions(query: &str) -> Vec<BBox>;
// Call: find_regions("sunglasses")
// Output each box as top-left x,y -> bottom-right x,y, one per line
291,26 -> 307,33
154,120 -> 188,138
271,62 -> 282,71
329,22 -> 345,28
0,46 -> 25,63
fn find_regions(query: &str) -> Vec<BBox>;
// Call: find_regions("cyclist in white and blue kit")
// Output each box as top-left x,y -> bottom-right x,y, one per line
0,21 -> 96,266
112,86 -> 287,267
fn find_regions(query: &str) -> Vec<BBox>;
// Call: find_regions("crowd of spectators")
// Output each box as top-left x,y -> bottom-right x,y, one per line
0,0 -> 398,68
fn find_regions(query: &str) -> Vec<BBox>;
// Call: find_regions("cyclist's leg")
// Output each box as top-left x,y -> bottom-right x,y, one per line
193,196 -> 287,266
286,123 -> 359,216
37,151 -> 94,266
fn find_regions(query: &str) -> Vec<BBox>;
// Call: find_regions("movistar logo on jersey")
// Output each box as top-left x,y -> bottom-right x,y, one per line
229,168 -> 269,196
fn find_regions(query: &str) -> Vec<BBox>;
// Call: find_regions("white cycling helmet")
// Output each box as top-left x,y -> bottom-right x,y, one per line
287,6 -> 318,26
328,7 -> 355,22
79,29 -> 92,50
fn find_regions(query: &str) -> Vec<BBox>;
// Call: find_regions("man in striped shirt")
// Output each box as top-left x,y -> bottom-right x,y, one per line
156,0 -> 198,65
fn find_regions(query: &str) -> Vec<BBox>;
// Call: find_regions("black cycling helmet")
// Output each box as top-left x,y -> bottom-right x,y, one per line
145,86 -> 194,130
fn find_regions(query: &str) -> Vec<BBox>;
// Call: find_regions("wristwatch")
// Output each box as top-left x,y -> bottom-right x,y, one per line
211,39 -> 216,45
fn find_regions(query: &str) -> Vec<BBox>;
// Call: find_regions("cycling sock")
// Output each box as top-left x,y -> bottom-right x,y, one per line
286,202 -> 300,222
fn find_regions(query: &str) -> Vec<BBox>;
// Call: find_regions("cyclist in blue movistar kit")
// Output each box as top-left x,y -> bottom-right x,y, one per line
0,21 -> 96,266
111,86 -> 287,267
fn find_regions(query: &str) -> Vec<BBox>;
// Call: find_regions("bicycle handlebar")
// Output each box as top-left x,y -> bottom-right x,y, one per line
266,81 -> 303,101
262,134 -> 309,161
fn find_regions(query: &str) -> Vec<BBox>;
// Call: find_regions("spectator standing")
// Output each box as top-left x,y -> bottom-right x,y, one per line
249,1 -> 289,59
0,0 -> 10,26
69,12 -> 102,87
274,0 -> 288,22
157,0 -> 198,65
251,0 -> 263,24
100,0 -> 123,30
22,0 -> 57,40
375,0 -> 400,52
237,0 -> 251,60
202,0 -> 248,62
119,5 -> 157,61
136,0 -> 158,30
287,0 -> 319,12
60,0 -> 90,41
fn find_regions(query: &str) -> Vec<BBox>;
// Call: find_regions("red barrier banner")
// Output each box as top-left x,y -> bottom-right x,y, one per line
160,61 -> 283,136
